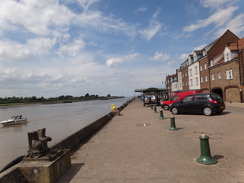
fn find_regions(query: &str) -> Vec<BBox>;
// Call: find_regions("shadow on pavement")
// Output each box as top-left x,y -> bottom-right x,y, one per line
57,163 -> 85,183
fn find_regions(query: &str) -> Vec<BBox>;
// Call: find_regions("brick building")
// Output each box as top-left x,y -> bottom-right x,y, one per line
164,30 -> 244,102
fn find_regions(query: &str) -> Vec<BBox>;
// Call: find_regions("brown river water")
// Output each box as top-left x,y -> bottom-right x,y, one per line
0,97 -> 130,170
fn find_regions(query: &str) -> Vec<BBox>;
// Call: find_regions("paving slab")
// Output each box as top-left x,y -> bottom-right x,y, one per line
57,98 -> 244,183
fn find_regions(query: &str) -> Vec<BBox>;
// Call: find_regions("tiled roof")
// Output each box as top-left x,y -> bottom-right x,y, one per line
227,37 -> 244,51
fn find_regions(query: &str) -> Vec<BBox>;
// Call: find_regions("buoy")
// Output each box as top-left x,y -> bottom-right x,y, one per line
168,116 -> 178,131
196,134 -> 217,165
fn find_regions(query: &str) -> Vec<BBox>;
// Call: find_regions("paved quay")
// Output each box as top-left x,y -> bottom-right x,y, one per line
58,98 -> 244,183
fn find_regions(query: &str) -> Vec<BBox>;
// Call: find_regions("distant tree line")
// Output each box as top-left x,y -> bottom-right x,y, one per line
0,93 -> 122,105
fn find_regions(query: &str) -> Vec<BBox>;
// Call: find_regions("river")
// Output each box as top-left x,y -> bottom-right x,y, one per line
0,97 -> 131,170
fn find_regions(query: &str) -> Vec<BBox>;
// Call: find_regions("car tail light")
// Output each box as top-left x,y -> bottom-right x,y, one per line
209,99 -> 217,104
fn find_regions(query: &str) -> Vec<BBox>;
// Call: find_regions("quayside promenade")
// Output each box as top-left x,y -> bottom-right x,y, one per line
58,98 -> 244,183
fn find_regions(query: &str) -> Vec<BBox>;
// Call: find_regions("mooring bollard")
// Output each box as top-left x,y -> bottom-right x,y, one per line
153,106 -> 158,113
168,116 -> 178,131
196,134 -> 217,165
159,110 -> 164,119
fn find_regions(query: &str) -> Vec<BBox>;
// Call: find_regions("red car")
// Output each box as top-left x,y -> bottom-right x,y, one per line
162,90 -> 202,110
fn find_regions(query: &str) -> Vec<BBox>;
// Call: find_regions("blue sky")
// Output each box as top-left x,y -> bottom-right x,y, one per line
0,0 -> 244,97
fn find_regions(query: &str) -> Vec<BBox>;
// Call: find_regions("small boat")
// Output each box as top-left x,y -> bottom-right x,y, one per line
0,115 -> 28,126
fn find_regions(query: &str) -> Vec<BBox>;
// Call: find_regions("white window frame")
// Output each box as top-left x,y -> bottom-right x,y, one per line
210,60 -> 214,66
189,69 -> 192,76
211,74 -> 215,80
201,77 -> 203,83
195,66 -> 198,74
226,70 -> 233,79
218,73 -> 221,80
195,77 -> 198,85
190,79 -> 193,86
205,76 -> 208,82
200,66 -> 202,72
204,64 -> 207,70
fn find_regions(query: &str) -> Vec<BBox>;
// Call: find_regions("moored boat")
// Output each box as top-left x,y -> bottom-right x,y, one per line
0,115 -> 28,126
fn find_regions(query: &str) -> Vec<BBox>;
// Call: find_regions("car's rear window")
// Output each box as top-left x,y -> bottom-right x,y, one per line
211,94 -> 222,100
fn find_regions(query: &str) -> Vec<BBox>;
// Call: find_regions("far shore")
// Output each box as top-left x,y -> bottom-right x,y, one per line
0,97 -> 125,109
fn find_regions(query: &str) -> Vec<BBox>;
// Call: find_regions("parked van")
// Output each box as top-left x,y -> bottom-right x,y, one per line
161,90 -> 202,110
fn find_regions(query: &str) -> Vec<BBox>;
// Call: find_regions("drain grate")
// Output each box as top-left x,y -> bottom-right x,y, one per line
136,123 -> 150,127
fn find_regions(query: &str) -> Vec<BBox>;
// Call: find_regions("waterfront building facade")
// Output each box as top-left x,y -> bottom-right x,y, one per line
164,30 -> 244,102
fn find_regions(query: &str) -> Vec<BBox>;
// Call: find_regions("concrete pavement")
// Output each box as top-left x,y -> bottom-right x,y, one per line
57,98 -> 244,183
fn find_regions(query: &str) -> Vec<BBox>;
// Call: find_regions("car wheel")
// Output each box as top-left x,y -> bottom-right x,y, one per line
163,105 -> 169,110
171,107 -> 178,115
203,107 -> 212,116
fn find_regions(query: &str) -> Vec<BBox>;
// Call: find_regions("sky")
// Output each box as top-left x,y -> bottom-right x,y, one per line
0,0 -> 244,98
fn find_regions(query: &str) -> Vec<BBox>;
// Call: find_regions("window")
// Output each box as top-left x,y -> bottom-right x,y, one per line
201,77 -> 203,83
226,70 -> 233,79
182,95 -> 194,102
210,60 -> 214,66
205,76 -> 208,82
226,53 -> 230,61
195,77 -> 199,85
204,64 -> 207,70
195,66 -> 198,74
200,66 -> 202,72
190,79 -> 193,86
171,95 -> 179,101
218,73 -> 221,80
211,74 -> 215,80
190,69 -> 192,76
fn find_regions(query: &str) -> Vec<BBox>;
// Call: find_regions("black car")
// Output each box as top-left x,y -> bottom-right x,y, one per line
169,93 -> 225,116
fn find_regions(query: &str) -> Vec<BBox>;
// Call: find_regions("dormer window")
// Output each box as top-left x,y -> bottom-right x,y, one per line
203,50 -> 206,56
194,55 -> 197,62
210,60 -> 214,66
225,53 -> 230,62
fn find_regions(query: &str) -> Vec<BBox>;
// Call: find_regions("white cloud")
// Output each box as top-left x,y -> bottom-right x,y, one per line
193,44 -> 207,51
139,9 -> 163,41
27,37 -> 56,55
179,53 -> 189,61
77,0 -> 100,11
183,6 -> 238,32
140,23 -> 162,41
59,39 -> 86,57
0,0 -> 75,36
135,7 -> 148,13
150,52 -> 170,61
199,0 -> 235,9
215,14 -> 244,37
0,38 -> 56,62
106,53 -> 138,67
74,11 -> 138,38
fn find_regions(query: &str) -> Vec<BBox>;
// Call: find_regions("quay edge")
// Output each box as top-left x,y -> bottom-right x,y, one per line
0,98 -> 134,183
